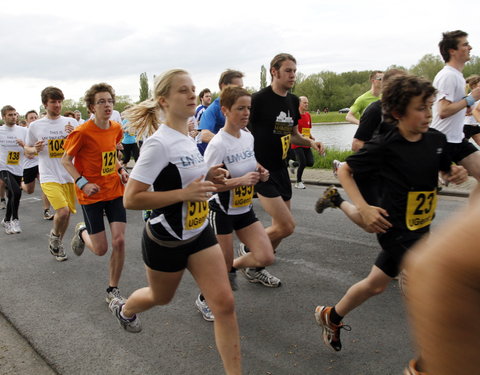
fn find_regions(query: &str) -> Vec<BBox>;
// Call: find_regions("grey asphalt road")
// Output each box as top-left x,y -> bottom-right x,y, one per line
0,186 -> 468,375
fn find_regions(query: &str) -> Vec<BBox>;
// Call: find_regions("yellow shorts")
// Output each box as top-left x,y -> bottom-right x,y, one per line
41,182 -> 77,213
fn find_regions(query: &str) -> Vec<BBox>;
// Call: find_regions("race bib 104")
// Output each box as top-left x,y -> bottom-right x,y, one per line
48,139 -> 65,158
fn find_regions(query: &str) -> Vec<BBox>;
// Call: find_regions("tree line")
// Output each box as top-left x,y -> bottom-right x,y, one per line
12,53 -> 479,123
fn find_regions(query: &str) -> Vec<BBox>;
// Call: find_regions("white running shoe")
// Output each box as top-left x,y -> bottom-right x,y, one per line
11,219 -> 21,234
294,181 -> 306,189
109,298 -> 142,333
2,219 -> 14,235
195,294 -> 214,322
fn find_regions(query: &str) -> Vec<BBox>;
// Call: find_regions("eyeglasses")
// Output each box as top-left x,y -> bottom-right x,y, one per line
95,99 -> 115,105
374,77 -> 383,81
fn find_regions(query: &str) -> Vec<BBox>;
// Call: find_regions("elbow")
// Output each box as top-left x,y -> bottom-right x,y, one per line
123,195 -> 134,210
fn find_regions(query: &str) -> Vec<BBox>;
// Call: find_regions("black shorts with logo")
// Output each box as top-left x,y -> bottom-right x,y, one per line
208,207 -> 258,235
23,165 -> 39,184
81,196 -> 126,235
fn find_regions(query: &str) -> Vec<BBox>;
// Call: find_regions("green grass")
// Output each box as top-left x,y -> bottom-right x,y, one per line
311,146 -> 353,169
311,112 -> 347,123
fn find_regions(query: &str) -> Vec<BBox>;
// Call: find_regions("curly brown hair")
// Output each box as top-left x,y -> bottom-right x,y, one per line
84,82 -> 115,112
382,75 -> 436,125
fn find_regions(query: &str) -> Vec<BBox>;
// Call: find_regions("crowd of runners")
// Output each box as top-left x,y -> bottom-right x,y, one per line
1,29 -> 480,374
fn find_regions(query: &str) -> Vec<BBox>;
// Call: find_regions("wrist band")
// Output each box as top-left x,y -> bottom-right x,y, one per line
465,95 -> 475,107
76,176 -> 89,190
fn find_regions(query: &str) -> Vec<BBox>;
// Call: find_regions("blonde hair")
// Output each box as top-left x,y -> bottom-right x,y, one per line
466,75 -> 480,90
124,69 -> 188,139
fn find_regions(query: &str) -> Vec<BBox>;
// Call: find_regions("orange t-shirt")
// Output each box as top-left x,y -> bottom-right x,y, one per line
64,119 -> 124,205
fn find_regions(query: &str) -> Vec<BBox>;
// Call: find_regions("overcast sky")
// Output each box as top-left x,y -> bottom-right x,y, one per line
1,0 -> 479,116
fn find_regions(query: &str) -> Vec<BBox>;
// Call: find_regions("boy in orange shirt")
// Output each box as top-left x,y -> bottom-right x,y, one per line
62,83 -> 129,303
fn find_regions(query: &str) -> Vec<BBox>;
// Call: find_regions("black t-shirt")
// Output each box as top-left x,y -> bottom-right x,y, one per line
250,86 -> 300,171
354,100 -> 395,141
346,128 -> 451,238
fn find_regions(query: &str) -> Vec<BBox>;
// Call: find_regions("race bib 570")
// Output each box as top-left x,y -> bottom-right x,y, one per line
185,201 -> 209,230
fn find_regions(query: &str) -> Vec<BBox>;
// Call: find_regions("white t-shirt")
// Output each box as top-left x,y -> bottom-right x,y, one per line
23,125 -> 39,170
204,128 -> 257,215
0,125 -> 27,176
431,65 -> 467,143
465,100 -> 479,125
130,124 -> 210,241
90,110 -> 122,124
26,116 -> 78,184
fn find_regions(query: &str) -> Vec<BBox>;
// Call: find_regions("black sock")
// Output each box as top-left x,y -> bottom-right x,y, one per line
255,267 -> 265,272
331,194 -> 344,208
199,294 -> 205,302
229,267 -> 237,273
106,286 -> 118,293
330,306 -> 343,325
78,227 -> 86,243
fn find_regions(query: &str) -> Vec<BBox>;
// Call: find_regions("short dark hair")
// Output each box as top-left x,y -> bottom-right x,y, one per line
1,105 -> 16,117
63,111 -> 76,118
382,74 -> 436,125
25,110 -> 38,119
220,86 -> 251,110
41,87 -> 64,105
218,70 -> 244,90
439,30 -> 468,62
84,82 -> 115,111
383,68 -> 407,84
270,53 -> 296,79
199,88 -> 211,100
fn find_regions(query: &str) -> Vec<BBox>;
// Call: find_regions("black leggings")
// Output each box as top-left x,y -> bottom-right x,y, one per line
122,143 -> 139,165
0,171 -> 22,221
293,147 -> 314,182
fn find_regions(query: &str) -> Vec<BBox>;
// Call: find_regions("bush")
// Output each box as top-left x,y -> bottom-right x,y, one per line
311,146 -> 354,169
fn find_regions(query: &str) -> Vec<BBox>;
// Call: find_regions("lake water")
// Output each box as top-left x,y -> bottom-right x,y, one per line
310,123 -> 357,150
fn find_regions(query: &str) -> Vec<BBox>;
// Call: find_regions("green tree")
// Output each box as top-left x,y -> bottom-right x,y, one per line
464,55 -> 480,78
139,72 -> 150,102
260,65 -> 267,89
410,54 -> 444,81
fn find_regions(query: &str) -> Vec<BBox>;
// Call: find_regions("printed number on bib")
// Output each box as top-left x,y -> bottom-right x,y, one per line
405,190 -> 437,231
7,151 -> 20,165
101,151 -> 116,176
233,185 -> 254,207
281,134 -> 291,160
301,128 -> 311,138
48,139 -> 65,158
185,201 -> 209,230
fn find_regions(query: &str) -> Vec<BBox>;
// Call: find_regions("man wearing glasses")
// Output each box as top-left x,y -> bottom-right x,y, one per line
25,87 -> 78,261
62,83 -> 129,305
345,71 -> 384,125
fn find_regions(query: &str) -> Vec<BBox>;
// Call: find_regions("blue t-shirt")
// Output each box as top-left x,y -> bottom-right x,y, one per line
121,119 -> 136,144
197,98 -> 225,154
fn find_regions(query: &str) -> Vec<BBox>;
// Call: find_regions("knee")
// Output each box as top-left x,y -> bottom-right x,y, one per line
151,290 -> 175,306
256,250 -> 275,266
211,291 -> 235,317
55,208 -> 69,221
278,220 -> 295,238
112,235 -> 125,252
23,184 -> 34,194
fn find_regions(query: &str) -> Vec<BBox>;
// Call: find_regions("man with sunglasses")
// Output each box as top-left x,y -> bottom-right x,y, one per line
345,71 -> 384,125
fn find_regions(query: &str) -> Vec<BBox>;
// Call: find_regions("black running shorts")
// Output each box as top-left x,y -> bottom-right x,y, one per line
375,232 -> 423,277
254,167 -> 292,201
23,165 -> 39,184
142,224 -> 218,272
81,196 -> 126,235
208,208 -> 258,235
445,139 -> 478,164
